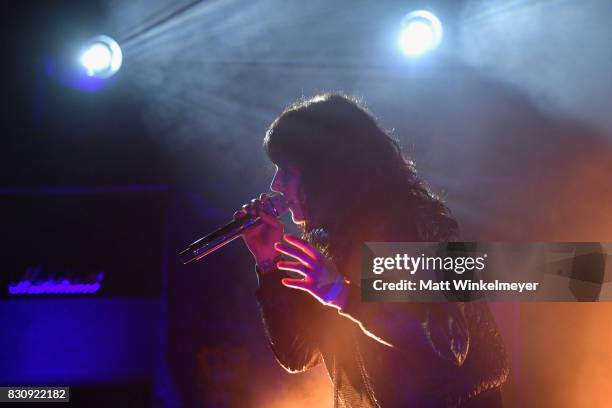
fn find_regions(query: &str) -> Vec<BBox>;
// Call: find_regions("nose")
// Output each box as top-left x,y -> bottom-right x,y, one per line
270,173 -> 282,193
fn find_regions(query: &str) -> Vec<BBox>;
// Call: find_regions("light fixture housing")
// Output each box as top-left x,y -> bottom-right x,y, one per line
80,35 -> 123,78
398,10 -> 443,57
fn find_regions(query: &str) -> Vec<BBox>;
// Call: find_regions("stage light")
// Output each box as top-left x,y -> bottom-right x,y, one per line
80,35 -> 122,78
398,10 -> 443,57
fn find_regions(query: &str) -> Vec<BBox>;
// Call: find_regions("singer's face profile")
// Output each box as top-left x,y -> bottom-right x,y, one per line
270,164 -> 305,224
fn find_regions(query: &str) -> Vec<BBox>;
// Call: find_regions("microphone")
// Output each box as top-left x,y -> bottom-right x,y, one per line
179,193 -> 289,264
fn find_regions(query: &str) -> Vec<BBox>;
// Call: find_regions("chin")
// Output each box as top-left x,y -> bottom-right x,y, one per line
290,210 -> 306,225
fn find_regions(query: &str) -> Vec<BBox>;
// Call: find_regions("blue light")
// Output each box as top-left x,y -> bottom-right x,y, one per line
80,35 -> 123,78
8,274 -> 104,295
398,10 -> 443,57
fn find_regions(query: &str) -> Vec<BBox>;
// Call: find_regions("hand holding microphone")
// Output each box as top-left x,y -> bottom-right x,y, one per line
178,193 -> 348,307
233,193 -> 285,271
178,192 -> 288,266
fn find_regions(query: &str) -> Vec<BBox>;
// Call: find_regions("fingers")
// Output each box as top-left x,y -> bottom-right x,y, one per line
276,261 -> 309,277
283,234 -> 320,260
274,242 -> 314,267
235,194 -> 281,225
259,207 -> 282,228
241,202 -> 258,217
281,278 -> 311,292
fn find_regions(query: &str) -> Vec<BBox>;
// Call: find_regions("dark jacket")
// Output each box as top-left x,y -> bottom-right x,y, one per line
255,220 -> 509,407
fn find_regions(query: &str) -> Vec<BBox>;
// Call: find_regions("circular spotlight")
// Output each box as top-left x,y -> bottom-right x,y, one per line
80,35 -> 122,78
398,10 -> 443,57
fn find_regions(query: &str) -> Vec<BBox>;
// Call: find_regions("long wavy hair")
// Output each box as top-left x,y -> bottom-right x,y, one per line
264,93 -> 458,273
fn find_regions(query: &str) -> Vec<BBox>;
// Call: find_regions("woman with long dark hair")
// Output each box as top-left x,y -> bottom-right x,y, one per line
235,94 -> 509,407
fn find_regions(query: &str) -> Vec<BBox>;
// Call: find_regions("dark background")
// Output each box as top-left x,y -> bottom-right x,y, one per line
1,0 -> 612,406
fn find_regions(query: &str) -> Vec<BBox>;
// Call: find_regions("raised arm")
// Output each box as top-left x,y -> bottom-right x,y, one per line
275,233 -> 469,368
255,266 -> 325,373
233,194 -> 325,373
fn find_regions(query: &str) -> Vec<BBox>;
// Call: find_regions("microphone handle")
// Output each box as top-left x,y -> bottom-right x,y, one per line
179,216 -> 263,264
